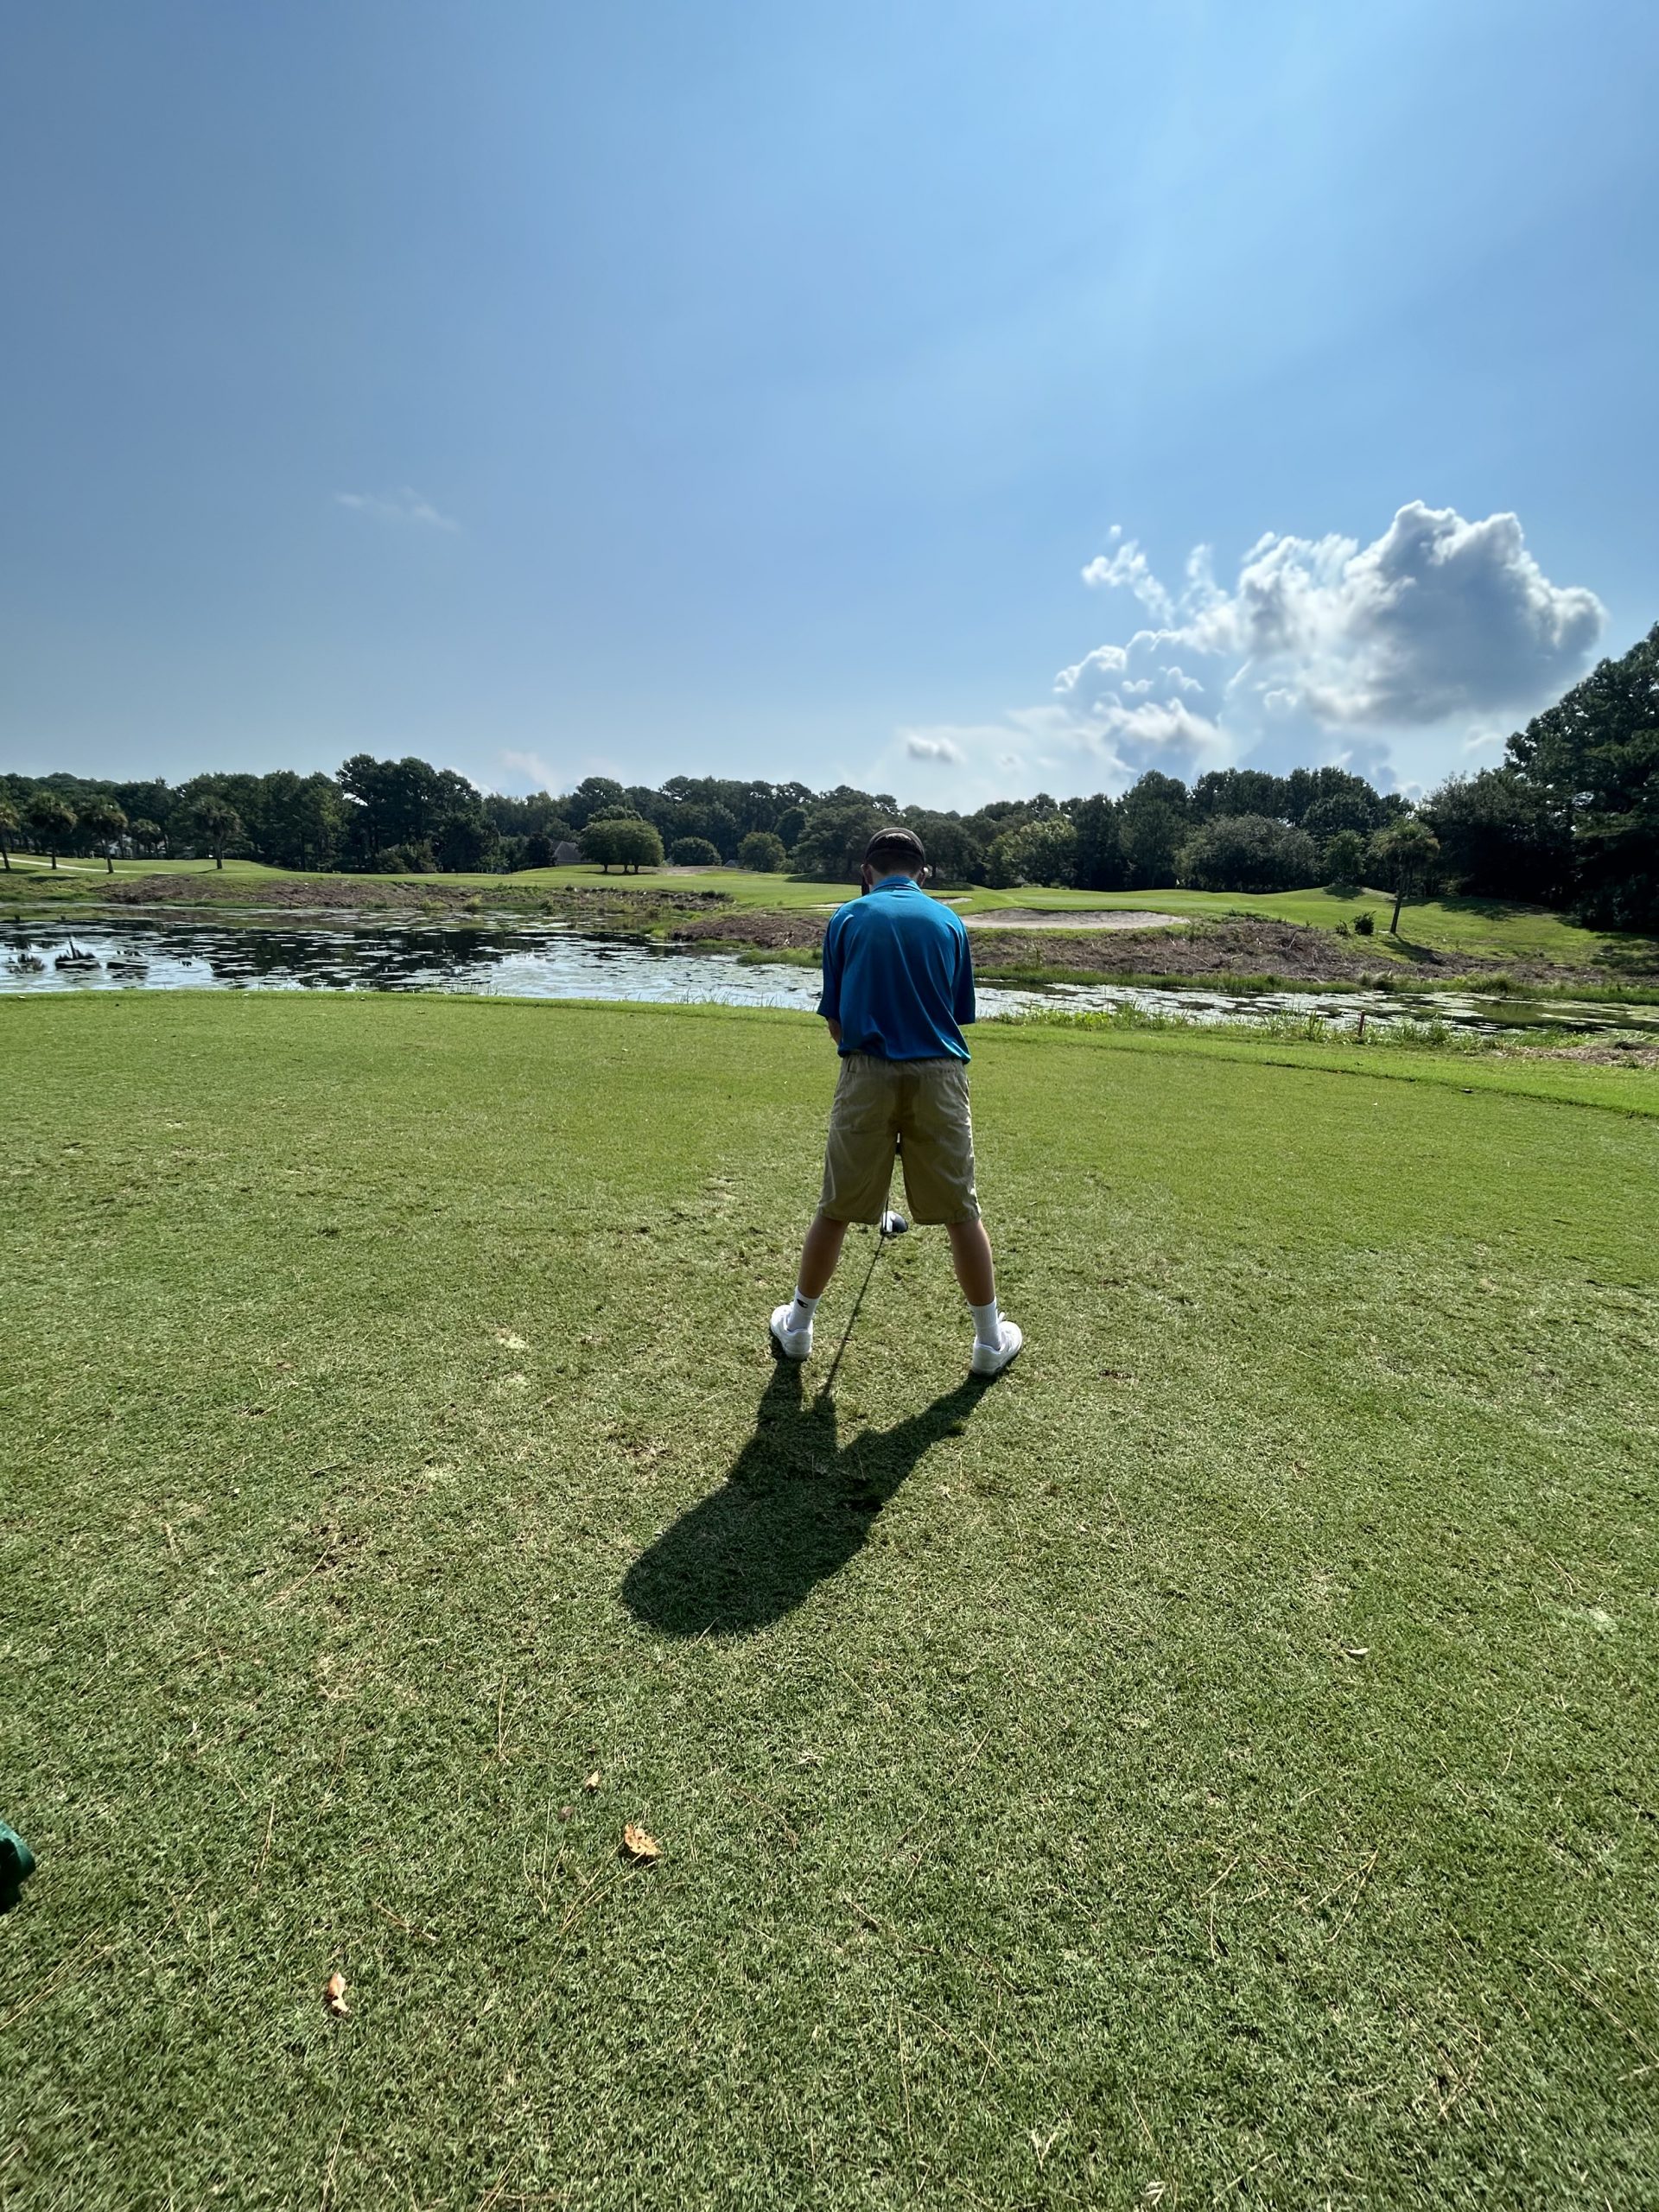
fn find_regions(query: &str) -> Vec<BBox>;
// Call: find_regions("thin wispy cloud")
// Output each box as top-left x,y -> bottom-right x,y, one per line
334,486 -> 460,531
499,748 -> 558,790
1081,525 -> 1175,625
905,733 -> 964,765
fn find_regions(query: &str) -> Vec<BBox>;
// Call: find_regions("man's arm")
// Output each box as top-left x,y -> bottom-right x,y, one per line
953,923 -> 976,1028
818,912 -> 844,1044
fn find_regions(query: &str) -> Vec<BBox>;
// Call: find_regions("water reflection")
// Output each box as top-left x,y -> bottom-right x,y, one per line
2,912 -> 1653,1039
0,914 -> 829,1006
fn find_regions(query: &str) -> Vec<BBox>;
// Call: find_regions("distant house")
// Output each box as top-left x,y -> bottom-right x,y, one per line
554,840 -> 583,866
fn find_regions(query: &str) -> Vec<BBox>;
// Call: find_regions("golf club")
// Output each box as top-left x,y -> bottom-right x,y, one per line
818,1144 -> 908,1393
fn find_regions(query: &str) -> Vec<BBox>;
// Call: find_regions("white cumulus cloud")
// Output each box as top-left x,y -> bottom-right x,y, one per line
1165,503 -> 1605,725
335,486 -> 460,531
881,501 -> 1603,804
1081,526 -> 1176,624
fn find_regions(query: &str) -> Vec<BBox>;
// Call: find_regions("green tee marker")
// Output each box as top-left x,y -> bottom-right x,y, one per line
0,1822 -> 35,1912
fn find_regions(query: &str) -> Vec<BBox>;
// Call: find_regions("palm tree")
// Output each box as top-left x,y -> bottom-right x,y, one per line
0,798 -> 18,873
1370,819 -> 1443,933
185,796 -> 242,869
78,799 -> 128,874
25,791 -> 75,869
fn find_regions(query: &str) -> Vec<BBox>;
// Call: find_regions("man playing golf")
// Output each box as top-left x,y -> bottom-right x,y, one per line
770,827 -> 1022,1376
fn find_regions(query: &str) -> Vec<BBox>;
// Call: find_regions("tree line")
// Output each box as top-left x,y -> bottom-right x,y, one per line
3,620 -> 1654,925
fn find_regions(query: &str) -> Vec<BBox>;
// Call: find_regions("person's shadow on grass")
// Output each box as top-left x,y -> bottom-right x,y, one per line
622,1357 -> 991,1637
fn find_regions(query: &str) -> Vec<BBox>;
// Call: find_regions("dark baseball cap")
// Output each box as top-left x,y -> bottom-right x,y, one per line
863,826 -> 926,871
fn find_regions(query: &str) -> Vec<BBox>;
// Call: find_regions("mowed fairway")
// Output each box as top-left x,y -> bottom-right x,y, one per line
4,998 -> 1659,2209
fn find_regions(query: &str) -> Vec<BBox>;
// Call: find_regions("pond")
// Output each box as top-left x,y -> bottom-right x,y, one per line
2,912 -> 1653,1039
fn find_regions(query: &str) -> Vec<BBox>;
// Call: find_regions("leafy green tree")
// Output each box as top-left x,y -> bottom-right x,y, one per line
290,775 -> 345,870
736,830 -> 787,873
0,797 -> 19,872
26,791 -> 75,868
338,753 -> 389,857
791,795 -> 890,881
1178,815 -> 1321,893
1301,787 -> 1389,844
612,819 -> 664,873
988,817 -> 1077,888
127,817 -> 165,857
78,798 -> 128,874
486,793 -> 571,842
1281,765 -> 1405,829
434,811 -> 498,873
896,810 -> 980,886
583,816 -> 664,873
1505,620 -> 1659,929
185,796 -> 242,869
662,801 -> 737,859
114,779 -> 173,841
336,754 -> 461,861
581,819 -> 620,870
669,836 -> 722,867
1070,794 -> 1127,890
566,776 -> 629,829
372,841 -> 438,874
1369,818 -> 1441,933
1324,828 -> 1368,890
774,805 -> 807,851
1420,768 -> 1569,903
248,770 -> 305,865
1570,766 -> 1659,933
1117,772 -> 1189,889
1189,768 -> 1290,823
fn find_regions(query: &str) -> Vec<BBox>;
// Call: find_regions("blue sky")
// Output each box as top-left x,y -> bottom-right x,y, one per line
3,0 -> 1655,804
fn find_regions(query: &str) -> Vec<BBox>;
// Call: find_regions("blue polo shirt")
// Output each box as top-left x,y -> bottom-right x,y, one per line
817,875 -> 976,1061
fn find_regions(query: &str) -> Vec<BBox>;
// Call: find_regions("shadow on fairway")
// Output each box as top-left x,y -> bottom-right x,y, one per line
621,1359 -> 990,1637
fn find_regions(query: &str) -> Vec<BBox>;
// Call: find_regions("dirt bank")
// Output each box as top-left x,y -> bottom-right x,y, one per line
970,919 -> 1423,981
673,911 -> 1440,981
672,909 -> 830,950
102,874 -> 488,911
963,907 -> 1184,931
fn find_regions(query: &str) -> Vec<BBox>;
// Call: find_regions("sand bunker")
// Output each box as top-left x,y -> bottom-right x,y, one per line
964,907 -> 1184,931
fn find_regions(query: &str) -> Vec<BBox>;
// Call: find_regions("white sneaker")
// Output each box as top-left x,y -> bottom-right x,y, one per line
770,1305 -> 813,1360
970,1319 -> 1023,1376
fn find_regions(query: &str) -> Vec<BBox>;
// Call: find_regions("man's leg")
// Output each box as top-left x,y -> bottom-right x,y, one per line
798,1211 -> 850,1300
898,1064 -> 1020,1371
945,1217 -> 995,1306
771,1212 -> 848,1356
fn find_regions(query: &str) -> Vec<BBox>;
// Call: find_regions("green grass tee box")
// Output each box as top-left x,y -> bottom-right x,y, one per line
3,995 -> 1659,2209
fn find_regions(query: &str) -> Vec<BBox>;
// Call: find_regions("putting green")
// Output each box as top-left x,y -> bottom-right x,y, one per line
3,994 -> 1658,2208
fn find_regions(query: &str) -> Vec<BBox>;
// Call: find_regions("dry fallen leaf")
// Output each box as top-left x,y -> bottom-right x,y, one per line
323,1971 -> 349,2018
556,1804 -> 574,1822
583,1770 -> 601,1793
621,1821 -> 663,1864
1342,1646 -> 1370,1660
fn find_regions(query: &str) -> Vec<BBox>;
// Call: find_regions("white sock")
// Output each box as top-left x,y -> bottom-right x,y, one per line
785,1288 -> 820,1333
969,1298 -> 1001,1348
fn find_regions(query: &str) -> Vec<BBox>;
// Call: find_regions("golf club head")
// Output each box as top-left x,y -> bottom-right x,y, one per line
879,1210 -> 910,1239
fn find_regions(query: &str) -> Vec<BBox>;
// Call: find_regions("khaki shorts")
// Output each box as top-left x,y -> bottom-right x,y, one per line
818,1053 -> 980,1226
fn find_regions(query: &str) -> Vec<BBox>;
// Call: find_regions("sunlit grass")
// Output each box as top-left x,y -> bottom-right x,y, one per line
5,993 -> 1659,2206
